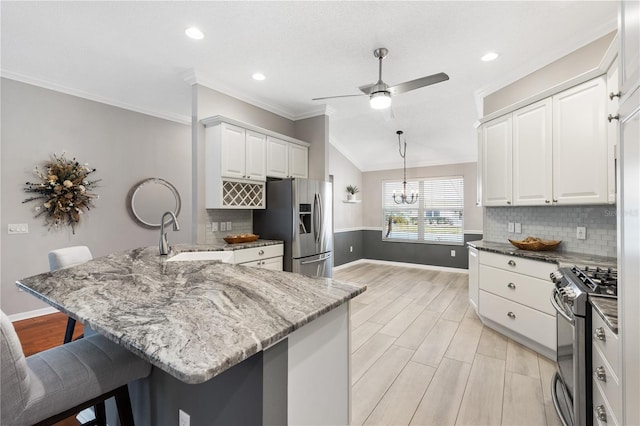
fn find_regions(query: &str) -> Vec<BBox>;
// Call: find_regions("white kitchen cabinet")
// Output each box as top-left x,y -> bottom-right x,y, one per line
482,115 -> 513,206
607,59 -> 619,204
592,306 -> 621,426
513,98 -> 553,205
234,244 -> 284,271
267,137 -> 308,179
468,246 -> 479,313
553,77 -> 608,204
477,251 -> 557,357
620,0 -> 640,100
288,143 -> 309,179
215,123 -> 267,182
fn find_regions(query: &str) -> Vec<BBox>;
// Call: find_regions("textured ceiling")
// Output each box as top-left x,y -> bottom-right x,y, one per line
1,1 -> 618,171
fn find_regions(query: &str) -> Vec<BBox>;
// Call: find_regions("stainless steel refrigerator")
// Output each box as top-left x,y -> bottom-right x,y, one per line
253,178 -> 333,278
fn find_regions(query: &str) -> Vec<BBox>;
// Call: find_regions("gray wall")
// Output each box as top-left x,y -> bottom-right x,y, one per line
330,144 -> 363,231
484,31 -> 615,115
294,115 -> 330,181
1,78 -> 192,316
333,230 -> 364,267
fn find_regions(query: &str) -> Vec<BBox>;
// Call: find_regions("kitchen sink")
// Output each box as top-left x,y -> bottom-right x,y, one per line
166,251 -> 234,263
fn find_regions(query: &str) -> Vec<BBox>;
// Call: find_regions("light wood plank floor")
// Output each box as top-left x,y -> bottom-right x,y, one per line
335,262 -> 563,426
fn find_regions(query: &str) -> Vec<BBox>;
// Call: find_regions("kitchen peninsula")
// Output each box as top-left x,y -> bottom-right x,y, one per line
16,245 -> 366,426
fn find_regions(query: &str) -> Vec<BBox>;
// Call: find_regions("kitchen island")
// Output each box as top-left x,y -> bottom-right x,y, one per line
17,246 -> 366,425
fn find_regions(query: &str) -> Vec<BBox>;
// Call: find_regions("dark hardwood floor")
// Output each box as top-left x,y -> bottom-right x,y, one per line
13,312 -> 85,426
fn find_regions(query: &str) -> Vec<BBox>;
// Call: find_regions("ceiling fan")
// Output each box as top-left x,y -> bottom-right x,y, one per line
312,47 -> 449,109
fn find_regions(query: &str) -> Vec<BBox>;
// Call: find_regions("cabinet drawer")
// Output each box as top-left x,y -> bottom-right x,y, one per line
479,290 -> 556,351
479,265 -> 554,315
479,251 -> 556,281
592,308 -> 619,377
593,377 -> 620,426
592,343 -> 621,418
233,244 -> 283,264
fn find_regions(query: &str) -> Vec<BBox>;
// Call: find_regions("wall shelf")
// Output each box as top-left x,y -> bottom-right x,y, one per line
342,200 -> 361,204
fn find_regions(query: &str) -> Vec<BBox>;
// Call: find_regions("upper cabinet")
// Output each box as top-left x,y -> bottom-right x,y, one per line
266,136 -> 308,179
202,116 -> 310,209
620,0 -> 640,99
480,76 -> 611,206
552,77 -> 607,204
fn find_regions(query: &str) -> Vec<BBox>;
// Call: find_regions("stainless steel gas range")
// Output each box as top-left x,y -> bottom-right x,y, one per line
550,266 -> 617,426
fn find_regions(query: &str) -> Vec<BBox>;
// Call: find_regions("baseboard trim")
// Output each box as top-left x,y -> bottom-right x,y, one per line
8,306 -> 59,322
334,258 -> 468,274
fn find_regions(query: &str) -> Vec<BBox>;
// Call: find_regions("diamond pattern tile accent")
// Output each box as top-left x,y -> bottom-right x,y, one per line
222,180 -> 265,207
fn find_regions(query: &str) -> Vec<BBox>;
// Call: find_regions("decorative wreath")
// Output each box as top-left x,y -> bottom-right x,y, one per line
23,153 -> 100,233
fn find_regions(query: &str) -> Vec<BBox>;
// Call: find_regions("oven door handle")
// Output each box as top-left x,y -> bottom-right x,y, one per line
550,289 -> 575,325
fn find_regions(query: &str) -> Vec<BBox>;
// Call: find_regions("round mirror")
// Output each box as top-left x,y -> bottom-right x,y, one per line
127,178 -> 181,228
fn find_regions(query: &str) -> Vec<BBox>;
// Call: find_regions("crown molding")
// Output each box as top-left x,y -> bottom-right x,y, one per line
1,69 -> 191,125
360,156 -> 478,172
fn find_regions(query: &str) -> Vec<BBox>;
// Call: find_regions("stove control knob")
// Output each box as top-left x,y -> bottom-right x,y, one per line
550,271 -> 564,283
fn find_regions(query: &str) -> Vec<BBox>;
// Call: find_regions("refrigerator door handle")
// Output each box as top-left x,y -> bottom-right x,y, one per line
317,192 -> 323,247
300,253 -> 332,265
292,207 -> 296,241
313,193 -> 320,243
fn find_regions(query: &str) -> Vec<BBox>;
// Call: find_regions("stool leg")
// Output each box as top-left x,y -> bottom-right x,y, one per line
63,317 -> 76,344
114,385 -> 135,426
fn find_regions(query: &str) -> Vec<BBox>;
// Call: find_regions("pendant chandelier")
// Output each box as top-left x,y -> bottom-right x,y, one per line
392,130 -> 418,205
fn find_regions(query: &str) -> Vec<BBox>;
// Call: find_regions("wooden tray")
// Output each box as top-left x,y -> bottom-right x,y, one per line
224,234 -> 259,244
508,237 -> 562,251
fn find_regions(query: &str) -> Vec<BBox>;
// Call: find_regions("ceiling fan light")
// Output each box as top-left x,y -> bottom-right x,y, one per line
370,91 -> 392,109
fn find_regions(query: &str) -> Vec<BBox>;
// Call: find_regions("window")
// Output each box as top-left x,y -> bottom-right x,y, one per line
382,176 -> 464,244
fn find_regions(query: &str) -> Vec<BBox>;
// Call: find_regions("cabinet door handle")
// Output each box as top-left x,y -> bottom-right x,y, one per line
258,250 -> 265,256
594,327 -> 606,341
507,200 -> 512,205
595,405 -> 607,422
507,282 -> 516,289
507,312 -> 516,319
508,260 -> 516,267
609,91 -> 621,100
608,114 -> 620,122
545,200 -> 550,204
247,175 -> 251,179
595,366 -> 607,382
552,199 -> 558,203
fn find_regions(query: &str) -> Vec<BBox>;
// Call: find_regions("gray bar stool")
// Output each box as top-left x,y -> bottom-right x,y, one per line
48,246 -> 93,343
1,310 -> 151,426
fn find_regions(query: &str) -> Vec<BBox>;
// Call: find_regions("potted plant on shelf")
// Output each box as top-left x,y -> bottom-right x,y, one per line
346,185 -> 359,201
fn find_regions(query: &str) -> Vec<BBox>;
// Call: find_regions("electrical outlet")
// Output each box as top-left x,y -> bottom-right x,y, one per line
8,224 -> 29,234
179,409 -> 190,426
226,221 -> 232,231
577,226 -> 587,240
220,222 -> 227,232
515,223 -> 522,234
508,222 -> 515,233
349,246 -> 353,253
451,250 -> 456,257
212,222 -> 218,232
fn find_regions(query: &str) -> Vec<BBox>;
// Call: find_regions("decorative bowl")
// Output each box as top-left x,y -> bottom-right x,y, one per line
508,237 -> 562,251
224,234 -> 259,244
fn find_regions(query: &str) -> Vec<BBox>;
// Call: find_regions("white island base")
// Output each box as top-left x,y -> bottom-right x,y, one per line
120,302 -> 350,426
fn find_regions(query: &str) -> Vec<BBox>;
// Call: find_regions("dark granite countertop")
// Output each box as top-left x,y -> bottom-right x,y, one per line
590,296 -> 618,334
172,239 -> 283,252
16,246 -> 365,384
467,240 -> 617,269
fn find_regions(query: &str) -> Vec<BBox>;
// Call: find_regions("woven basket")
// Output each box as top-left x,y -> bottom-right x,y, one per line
508,237 -> 561,251
224,234 -> 259,244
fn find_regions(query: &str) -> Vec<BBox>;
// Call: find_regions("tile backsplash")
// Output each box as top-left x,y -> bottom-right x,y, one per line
205,209 -> 253,244
484,205 -> 616,258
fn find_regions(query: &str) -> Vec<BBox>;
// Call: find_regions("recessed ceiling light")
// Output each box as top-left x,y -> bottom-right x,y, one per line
185,27 -> 204,40
252,73 -> 266,81
481,52 -> 499,62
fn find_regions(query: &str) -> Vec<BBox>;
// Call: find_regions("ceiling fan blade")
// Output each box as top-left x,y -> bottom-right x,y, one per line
312,94 -> 365,101
387,72 -> 449,95
358,83 -> 376,95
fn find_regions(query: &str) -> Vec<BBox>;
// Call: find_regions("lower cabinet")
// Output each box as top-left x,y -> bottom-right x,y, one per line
468,247 -> 479,313
234,244 -> 284,271
477,251 -> 557,356
592,306 -> 621,426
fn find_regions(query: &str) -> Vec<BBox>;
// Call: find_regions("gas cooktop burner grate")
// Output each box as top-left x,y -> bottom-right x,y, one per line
572,266 -> 617,297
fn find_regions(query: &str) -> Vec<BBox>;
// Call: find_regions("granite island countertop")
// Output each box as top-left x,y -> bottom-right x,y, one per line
16,246 -> 365,384
171,239 -> 283,252
467,240 -> 617,269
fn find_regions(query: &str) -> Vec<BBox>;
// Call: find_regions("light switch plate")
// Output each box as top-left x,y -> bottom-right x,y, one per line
212,222 -> 218,232
220,222 -> 227,232
226,221 -> 232,231
515,223 -> 522,234
577,226 -> 587,240
508,222 -> 515,233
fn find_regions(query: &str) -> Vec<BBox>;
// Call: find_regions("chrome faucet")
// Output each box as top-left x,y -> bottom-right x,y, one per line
159,211 -> 180,255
